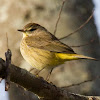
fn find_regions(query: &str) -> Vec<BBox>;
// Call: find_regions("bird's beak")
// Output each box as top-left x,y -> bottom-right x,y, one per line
17,29 -> 25,32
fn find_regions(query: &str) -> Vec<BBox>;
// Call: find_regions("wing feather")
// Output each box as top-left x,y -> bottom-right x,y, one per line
25,36 -> 75,54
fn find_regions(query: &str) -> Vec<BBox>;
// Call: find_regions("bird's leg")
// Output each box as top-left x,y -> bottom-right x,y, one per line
35,67 -> 46,76
29,68 -> 35,73
46,68 -> 54,81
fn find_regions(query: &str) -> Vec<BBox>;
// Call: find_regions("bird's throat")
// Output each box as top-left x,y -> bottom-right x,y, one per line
23,33 -> 28,38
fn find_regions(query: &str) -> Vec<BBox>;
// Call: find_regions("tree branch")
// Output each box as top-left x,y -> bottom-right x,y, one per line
59,11 -> 93,40
62,75 -> 100,89
0,58 -> 100,100
54,0 -> 66,36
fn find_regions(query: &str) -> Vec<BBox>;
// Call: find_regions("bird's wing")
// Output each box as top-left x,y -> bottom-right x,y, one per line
25,36 -> 75,54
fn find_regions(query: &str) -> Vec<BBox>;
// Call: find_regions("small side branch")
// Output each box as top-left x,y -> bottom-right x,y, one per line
62,76 -> 100,88
70,37 -> 96,48
54,0 -> 66,36
59,11 -> 93,40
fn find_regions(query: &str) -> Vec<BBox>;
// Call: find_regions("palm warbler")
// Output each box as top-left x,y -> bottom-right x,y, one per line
18,23 -> 96,71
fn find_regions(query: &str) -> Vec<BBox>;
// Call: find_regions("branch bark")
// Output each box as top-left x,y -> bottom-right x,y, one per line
0,58 -> 100,100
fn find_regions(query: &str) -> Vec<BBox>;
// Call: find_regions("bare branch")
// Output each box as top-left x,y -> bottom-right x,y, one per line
70,37 -> 96,48
6,33 -> 9,50
54,0 -> 66,36
71,43 -> 91,48
0,58 -> 100,100
0,78 -> 2,83
59,11 -> 94,40
62,76 -> 100,88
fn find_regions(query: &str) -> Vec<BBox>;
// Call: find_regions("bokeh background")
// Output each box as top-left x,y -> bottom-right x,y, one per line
0,0 -> 100,100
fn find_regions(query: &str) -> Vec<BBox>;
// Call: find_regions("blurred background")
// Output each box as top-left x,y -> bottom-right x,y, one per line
0,0 -> 100,100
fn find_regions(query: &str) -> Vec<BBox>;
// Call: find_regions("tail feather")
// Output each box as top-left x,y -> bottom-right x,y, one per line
73,54 -> 98,61
56,53 -> 98,61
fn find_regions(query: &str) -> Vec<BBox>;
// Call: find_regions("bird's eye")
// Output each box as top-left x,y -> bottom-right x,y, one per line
29,28 -> 36,31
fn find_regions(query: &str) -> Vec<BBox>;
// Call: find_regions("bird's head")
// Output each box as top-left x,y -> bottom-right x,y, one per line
18,23 -> 45,37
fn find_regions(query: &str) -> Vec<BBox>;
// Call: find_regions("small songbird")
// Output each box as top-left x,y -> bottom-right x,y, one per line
18,23 -> 97,72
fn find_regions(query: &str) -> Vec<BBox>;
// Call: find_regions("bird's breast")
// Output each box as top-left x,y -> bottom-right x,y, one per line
20,39 -> 63,70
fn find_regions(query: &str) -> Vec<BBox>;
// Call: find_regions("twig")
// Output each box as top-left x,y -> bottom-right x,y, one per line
71,43 -> 90,48
6,33 -> 9,50
54,0 -> 66,36
59,11 -> 94,40
0,78 -> 3,83
70,37 -> 95,48
62,76 -> 100,88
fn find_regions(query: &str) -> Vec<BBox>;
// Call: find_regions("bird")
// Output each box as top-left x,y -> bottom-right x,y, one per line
18,23 -> 97,77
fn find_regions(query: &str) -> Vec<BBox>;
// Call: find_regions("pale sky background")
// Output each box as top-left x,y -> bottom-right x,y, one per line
0,0 -> 100,100
93,0 -> 100,37
0,80 -> 9,100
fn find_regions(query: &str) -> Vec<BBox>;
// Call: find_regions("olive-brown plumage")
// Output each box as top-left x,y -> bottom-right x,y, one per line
18,23 -> 97,70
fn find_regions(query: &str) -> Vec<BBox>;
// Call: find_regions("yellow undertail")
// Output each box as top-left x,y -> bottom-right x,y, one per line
55,53 -> 97,61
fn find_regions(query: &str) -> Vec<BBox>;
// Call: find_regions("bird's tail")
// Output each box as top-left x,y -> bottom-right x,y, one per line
56,53 -> 98,61
73,54 -> 97,61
